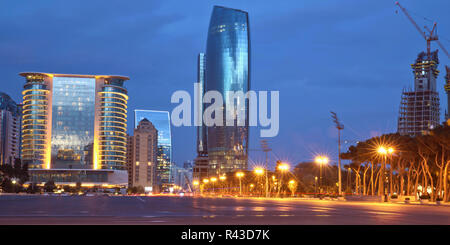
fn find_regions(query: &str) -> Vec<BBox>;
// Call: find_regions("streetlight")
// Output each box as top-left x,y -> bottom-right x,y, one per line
193,180 -> 199,196
314,176 -> 318,196
315,156 -> 329,194
236,172 -> 244,196
210,177 -> 217,194
254,167 -> 266,197
276,163 -> 289,197
331,111 -> 344,196
277,163 -> 289,171
377,146 -> 394,202
288,180 -> 297,197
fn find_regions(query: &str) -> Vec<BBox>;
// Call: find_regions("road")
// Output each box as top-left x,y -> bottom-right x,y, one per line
0,195 -> 449,225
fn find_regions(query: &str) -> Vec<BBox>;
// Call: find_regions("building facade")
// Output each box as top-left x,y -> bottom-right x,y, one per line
134,110 -> 173,191
398,51 -> 441,136
204,6 -> 250,175
0,92 -> 22,165
129,119 -> 157,192
19,72 -> 129,187
193,53 -> 209,182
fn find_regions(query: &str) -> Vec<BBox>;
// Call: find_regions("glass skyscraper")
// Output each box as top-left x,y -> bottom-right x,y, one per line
19,72 -> 129,186
134,110 -> 172,189
204,6 -> 250,174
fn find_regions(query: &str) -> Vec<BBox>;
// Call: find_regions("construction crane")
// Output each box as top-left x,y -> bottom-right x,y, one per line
395,1 -> 449,59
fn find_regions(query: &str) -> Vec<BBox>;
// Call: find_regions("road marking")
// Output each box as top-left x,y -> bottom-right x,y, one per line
137,197 -> 146,203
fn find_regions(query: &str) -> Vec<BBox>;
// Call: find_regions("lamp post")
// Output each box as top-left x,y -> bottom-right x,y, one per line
219,175 -> 226,195
314,176 -> 318,197
277,163 -> 289,197
210,177 -> 217,194
377,146 -> 394,202
254,167 -> 265,197
236,172 -> 244,196
331,111 -> 344,195
193,180 -> 199,196
203,179 -> 209,195
261,140 -> 271,198
315,156 -> 329,195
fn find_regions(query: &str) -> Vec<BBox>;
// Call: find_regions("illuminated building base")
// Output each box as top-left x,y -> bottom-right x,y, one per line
27,169 -> 128,187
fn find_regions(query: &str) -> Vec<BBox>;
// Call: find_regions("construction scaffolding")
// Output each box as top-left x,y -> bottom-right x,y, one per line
398,51 -> 441,136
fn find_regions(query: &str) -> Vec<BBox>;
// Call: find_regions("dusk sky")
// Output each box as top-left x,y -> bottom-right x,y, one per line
1,0 -> 449,169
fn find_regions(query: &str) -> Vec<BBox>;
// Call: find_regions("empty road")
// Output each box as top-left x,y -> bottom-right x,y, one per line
0,195 -> 449,224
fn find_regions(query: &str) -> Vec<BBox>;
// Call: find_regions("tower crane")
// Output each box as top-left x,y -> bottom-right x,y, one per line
395,1 -> 449,59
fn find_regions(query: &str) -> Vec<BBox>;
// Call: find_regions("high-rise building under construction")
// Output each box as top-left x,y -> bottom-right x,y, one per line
398,51 -> 441,136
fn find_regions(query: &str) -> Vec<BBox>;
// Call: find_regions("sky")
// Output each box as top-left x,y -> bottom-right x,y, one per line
1,0 -> 449,170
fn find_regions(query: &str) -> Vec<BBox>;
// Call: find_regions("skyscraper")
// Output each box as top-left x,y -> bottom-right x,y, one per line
398,51 -> 441,136
0,92 -> 22,165
204,6 -> 250,174
20,72 -> 129,187
129,119 -> 158,192
134,110 -> 172,190
193,53 -> 209,182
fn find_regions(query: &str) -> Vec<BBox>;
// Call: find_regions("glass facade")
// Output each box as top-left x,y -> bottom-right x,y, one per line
51,77 -> 96,168
197,53 -> 207,155
205,6 -> 250,173
20,72 -> 129,184
135,110 -> 172,186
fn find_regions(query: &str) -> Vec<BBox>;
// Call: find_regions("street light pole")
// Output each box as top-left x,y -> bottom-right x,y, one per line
261,140 -> 271,198
331,111 -> 344,196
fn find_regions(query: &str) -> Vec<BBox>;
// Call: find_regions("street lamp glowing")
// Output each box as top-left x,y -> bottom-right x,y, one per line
289,180 -> 295,185
11,179 -> 17,184
193,180 -> 199,186
377,146 -> 394,155
219,176 -> 226,181
277,163 -> 289,171
377,146 -> 387,155
210,177 -> 217,182
254,167 -> 264,175
315,156 -> 329,165
203,179 -> 209,184
236,172 -> 244,178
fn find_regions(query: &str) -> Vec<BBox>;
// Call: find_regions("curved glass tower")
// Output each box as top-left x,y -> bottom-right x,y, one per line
19,72 -> 129,184
205,6 -> 250,174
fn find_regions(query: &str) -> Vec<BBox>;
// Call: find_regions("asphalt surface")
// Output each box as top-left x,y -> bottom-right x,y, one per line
0,195 -> 449,225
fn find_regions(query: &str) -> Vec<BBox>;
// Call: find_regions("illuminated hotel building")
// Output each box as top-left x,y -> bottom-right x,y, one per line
134,110 -> 173,190
19,72 -> 129,186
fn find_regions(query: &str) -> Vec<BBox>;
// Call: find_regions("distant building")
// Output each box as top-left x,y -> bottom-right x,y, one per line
126,134 -> 133,187
134,110 -> 173,191
398,51 -> 441,136
0,92 -> 22,165
129,119 -> 158,192
19,72 -> 129,187
173,161 -> 193,192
